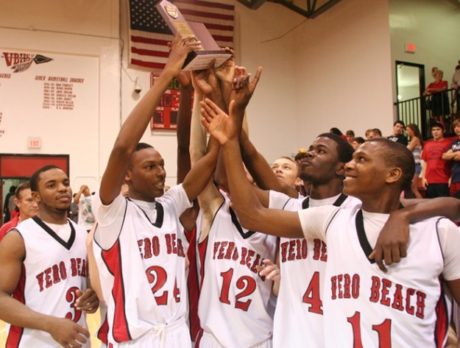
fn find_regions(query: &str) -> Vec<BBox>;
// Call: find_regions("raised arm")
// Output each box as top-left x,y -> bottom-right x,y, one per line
99,37 -> 201,205
0,231 -> 89,346
201,97 -> 303,238
176,72 -> 194,184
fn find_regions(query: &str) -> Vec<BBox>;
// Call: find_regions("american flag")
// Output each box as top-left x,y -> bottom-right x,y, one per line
128,0 -> 234,72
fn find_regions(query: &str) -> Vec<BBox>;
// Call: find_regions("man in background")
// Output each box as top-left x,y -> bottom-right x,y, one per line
421,122 -> 452,198
0,182 -> 38,242
387,120 -> 408,145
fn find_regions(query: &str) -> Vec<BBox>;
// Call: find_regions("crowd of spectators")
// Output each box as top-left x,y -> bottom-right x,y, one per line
294,117 -> 460,199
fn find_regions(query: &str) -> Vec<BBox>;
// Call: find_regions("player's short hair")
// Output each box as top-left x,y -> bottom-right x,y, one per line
368,138 -> 414,191
15,182 -> 31,199
317,133 -> 354,163
135,142 -> 154,152
30,165 -> 61,192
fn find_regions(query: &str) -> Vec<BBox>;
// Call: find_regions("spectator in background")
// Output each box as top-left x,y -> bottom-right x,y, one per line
345,130 -> 355,143
368,128 -> 382,139
73,185 -> 95,232
442,118 -> 460,197
431,66 -> 439,79
406,123 -> 424,198
2,186 -> 16,223
425,69 -> 450,128
421,122 -> 452,198
365,129 -> 373,139
0,183 -> 38,241
351,136 -> 365,150
68,193 -> 79,223
452,62 -> 460,117
387,120 -> 408,145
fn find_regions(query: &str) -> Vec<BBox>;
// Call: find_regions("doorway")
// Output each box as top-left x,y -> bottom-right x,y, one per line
395,61 -> 426,136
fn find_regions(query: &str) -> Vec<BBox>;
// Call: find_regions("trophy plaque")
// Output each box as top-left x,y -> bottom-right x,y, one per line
155,0 -> 231,71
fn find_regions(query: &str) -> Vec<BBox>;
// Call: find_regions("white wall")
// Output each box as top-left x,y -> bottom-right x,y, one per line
390,0 -> 460,98
0,0 -> 121,191
294,0 -> 394,142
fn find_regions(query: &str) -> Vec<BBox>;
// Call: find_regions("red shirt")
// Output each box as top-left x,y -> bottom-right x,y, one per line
422,138 -> 453,183
427,80 -> 448,92
0,215 -> 19,242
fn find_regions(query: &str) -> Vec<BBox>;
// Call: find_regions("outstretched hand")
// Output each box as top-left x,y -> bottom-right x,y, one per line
231,66 -> 263,111
164,36 -> 202,76
201,98 -> 237,145
192,62 -> 223,104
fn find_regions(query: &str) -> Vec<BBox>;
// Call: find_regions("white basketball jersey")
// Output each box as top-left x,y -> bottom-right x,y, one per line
197,193 -> 277,347
93,196 -> 189,344
324,210 -> 448,347
6,216 -> 88,348
272,193 -> 360,348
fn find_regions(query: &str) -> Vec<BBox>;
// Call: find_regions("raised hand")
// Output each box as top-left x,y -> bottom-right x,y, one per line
177,71 -> 192,89
231,66 -> 263,111
201,98 -> 237,145
192,62 -> 222,102
215,49 -> 235,83
164,36 -> 202,76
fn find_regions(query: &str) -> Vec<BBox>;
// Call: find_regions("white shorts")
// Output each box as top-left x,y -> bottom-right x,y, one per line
199,331 -> 272,348
108,317 -> 191,348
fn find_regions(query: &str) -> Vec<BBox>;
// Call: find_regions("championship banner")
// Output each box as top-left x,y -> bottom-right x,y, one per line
0,50 -> 98,144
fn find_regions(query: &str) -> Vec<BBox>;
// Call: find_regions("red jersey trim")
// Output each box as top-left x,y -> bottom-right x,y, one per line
6,265 -> 26,347
101,241 -> 132,342
434,284 -> 450,348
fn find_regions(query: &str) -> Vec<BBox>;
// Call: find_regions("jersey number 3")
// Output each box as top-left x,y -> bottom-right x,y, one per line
219,268 -> 257,311
65,287 -> 82,322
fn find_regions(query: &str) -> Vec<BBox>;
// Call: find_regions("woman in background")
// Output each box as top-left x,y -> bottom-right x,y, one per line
406,123 -> 424,198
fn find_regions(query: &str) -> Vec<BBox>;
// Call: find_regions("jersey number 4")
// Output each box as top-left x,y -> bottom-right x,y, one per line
302,271 -> 323,314
145,265 -> 180,305
219,268 -> 256,311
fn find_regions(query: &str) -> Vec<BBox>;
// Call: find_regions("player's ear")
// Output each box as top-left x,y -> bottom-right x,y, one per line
124,169 -> 132,184
386,167 -> 403,185
335,162 -> 346,177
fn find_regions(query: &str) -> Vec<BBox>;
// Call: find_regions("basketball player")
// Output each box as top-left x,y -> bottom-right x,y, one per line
188,64 -> 279,347
258,133 -> 360,347
201,99 -> 460,346
0,182 -> 38,241
0,165 -> 99,347
91,37 -> 219,347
